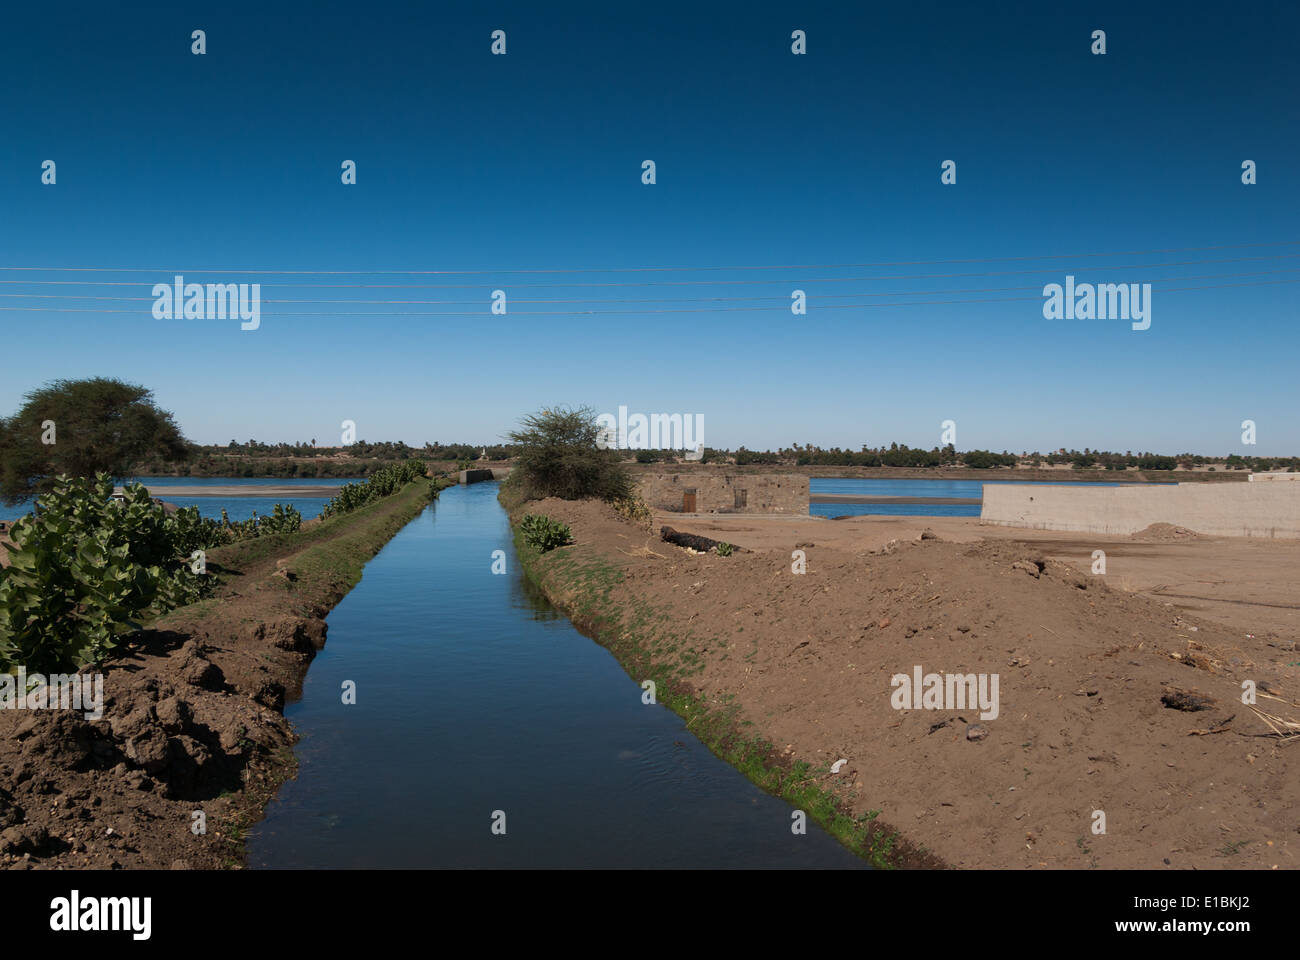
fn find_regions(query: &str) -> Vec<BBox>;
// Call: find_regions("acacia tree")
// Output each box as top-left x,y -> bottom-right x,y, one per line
505,405 -> 631,501
0,378 -> 188,505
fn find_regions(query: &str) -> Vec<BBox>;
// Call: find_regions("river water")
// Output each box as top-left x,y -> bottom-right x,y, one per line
0,476 -> 344,524
810,477 -> 1125,517
247,482 -> 864,868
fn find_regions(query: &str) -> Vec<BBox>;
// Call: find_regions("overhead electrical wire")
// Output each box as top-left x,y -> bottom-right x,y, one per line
0,253 -> 1295,292
0,268 -> 1296,305
0,238 -> 1295,276
0,240 -> 1291,318
0,276 -> 1294,318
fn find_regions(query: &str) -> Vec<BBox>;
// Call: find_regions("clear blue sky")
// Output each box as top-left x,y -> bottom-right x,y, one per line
1,1 -> 1296,455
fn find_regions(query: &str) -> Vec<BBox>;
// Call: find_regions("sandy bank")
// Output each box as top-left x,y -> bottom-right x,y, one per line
115,484 -> 345,498
515,498 -> 1299,869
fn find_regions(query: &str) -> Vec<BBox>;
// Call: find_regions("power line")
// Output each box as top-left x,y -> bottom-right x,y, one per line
0,254 -> 1295,291
0,239 -> 1295,277
2,268 -> 1295,305
0,276 -> 1292,318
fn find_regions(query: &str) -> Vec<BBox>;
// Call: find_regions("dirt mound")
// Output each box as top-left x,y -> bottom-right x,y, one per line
1131,522 -> 1204,541
0,656 -> 294,868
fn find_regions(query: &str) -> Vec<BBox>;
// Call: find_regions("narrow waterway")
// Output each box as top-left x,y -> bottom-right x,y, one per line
248,482 -> 864,868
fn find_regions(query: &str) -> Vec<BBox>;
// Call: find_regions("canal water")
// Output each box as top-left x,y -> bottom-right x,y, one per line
247,482 -> 864,868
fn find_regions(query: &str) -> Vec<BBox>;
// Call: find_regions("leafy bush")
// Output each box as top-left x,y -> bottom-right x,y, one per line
0,475 -> 213,672
218,503 -> 302,541
505,406 -> 631,502
166,501 -> 302,550
519,514 -> 573,552
319,460 -> 427,518
715,541 -> 734,557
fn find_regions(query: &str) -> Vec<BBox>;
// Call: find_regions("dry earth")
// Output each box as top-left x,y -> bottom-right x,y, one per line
525,499 -> 1300,869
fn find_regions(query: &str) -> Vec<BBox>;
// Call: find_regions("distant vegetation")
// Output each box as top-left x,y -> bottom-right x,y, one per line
132,441 -> 1300,477
134,440 -> 513,478
618,443 -> 1298,473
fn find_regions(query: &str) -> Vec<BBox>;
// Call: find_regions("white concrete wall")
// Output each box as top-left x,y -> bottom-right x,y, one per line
980,482 -> 1300,538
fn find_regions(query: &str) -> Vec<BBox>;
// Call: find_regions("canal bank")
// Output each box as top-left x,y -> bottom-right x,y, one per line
0,478 -> 449,871
506,492 -> 1300,869
504,490 -> 932,869
248,482 -> 864,868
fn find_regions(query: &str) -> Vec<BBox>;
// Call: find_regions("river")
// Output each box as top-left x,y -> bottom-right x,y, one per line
809,477 -> 1125,517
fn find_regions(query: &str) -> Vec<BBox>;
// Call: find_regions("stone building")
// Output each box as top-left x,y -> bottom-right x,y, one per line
634,472 -> 809,514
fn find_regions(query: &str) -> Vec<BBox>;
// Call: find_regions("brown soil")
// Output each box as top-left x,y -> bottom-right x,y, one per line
522,498 -> 1300,869
1130,522 -> 1204,541
0,482 -> 436,870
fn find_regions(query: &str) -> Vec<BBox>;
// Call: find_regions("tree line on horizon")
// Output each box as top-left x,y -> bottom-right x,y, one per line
160,440 -> 1300,476
2,379 -> 1296,504
630,443 -> 1298,473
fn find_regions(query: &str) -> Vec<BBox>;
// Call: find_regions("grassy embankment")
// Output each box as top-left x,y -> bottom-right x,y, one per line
500,486 -> 930,869
164,476 -> 455,623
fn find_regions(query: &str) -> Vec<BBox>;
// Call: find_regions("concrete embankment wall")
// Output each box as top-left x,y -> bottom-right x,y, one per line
459,467 -> 512,484
981,482 -> 1300,538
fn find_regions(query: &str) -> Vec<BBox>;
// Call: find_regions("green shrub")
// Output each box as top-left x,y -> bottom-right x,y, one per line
715,541 -> 734,557
167,501 -> 302,550
0,475 -> 214,672
320,460 -> 427,518
519,514 -> 573,552
505,406 -> 631,502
